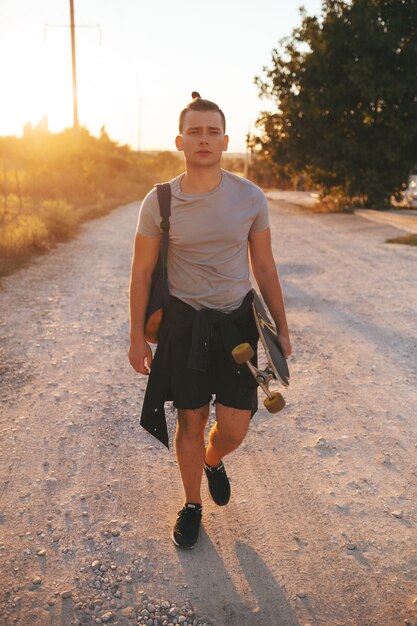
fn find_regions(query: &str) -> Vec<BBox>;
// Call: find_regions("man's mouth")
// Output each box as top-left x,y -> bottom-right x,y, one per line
197,150 -> 211,154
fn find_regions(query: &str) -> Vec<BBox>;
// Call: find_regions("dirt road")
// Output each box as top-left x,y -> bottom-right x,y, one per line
1,197 -> 417,626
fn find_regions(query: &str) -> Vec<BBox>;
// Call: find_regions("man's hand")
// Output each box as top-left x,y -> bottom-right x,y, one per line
129,336 -> 153,375
277,333 -> 292,360
128,233 -> 161,375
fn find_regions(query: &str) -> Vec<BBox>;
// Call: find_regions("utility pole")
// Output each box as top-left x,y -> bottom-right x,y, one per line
69,0 -> 79,131
138,97 -> 143,151
44,4 -> 100,132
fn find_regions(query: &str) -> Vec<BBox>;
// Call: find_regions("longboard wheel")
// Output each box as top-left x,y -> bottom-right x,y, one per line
231,343 -> 255,364
264,392 -> 286,414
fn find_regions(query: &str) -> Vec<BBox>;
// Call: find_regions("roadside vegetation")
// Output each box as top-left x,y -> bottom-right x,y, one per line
0,124 -> 246,278
386,234 -> 417,246
0,125 -> 182,276
251,0 -> 417,211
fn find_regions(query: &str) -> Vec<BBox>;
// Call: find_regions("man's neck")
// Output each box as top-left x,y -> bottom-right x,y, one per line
180,165 -> 223,195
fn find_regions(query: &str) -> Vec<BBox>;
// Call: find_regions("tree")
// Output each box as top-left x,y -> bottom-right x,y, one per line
254,0 -> 417,208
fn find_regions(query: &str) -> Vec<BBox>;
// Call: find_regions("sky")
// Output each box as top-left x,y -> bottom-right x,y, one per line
0,0 -> 323,152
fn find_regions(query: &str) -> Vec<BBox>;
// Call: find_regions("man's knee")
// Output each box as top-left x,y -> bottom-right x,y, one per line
214,406 -> 251,446
214,426 -> 247,448
176,406 -> 209,440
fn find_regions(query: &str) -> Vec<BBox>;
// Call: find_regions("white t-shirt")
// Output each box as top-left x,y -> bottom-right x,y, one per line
136,169 -> 270,312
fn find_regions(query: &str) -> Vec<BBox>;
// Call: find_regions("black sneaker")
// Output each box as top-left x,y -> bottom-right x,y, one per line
204,460 -> 231,506
172,503 -> 202,549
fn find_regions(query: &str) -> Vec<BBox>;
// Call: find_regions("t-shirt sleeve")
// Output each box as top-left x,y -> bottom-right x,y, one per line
136,188 -> 161,237
250,186 -> 270,233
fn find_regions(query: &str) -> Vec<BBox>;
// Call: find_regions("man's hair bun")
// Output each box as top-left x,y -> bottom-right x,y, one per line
179,93 -> 226,133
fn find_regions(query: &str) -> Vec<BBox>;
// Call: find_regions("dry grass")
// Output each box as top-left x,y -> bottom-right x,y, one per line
0,195 -> 144,278
386,233 -> 417,246
0,128 -> 188,278
0,197 -> 78,277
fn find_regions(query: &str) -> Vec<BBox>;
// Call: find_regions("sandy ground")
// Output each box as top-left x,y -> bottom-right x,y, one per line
1,195 -> 417,626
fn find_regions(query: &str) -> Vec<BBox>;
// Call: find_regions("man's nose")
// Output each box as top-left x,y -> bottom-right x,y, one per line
200,134 -> 208,144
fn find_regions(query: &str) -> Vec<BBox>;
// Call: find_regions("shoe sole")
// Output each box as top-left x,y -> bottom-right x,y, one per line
207,490 -> 230,506
171,532 -> 198,549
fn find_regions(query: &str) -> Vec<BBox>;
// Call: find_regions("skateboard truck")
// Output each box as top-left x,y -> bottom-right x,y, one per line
232,343 -> 286,414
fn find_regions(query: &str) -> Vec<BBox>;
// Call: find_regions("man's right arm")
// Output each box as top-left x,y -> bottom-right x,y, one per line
128,233 -> 162,375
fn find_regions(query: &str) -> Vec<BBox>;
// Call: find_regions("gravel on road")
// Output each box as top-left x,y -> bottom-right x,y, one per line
1,196 -> 417,626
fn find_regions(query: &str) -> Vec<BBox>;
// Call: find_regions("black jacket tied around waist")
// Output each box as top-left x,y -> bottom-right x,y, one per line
140,290 -> 255,448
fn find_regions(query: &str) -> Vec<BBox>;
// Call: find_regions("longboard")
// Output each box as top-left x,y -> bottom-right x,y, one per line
252,289 -> 290,387
231,290 -> 290,413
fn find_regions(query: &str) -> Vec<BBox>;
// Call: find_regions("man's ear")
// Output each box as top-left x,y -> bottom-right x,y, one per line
175,135 -> 183,152
223,134 -> 229,152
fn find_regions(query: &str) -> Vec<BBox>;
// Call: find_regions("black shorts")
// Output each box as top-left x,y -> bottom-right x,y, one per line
161,295 -> 259,415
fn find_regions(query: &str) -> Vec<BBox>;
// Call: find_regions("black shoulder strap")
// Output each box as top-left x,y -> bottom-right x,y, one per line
155,182 -> 171,229
155,182 -> 171,272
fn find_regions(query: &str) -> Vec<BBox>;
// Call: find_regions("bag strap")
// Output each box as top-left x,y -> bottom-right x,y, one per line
155,182 -> 171,273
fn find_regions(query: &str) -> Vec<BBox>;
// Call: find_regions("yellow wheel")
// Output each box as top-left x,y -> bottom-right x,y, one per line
264,392 -> 286,414
231,343 -> 255,364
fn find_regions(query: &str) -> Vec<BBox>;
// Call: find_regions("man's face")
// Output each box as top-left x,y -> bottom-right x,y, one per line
175,110 -> 228,167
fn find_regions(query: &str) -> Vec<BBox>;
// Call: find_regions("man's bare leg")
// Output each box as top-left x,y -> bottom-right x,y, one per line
175,405 -> 210,505
205,403 -> 251,467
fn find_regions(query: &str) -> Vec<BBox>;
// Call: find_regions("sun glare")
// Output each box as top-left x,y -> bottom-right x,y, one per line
39,32 -> 73,131
1,0 -> 323,151
39,27 -> 105,134
1,18 -> 104,138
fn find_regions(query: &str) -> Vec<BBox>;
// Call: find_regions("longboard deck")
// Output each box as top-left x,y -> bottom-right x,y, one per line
252,290 -> 290,387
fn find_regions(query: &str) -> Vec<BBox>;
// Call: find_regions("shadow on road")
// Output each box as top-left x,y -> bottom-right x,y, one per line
176,532 -> 301,626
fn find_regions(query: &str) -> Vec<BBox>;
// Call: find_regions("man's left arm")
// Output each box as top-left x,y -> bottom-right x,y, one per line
248,227 -> 292,358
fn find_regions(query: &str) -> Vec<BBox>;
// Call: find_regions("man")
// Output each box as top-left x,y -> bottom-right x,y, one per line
129,92 -> 291,549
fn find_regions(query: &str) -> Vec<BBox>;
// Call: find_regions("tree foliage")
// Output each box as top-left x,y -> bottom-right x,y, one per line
254,0 -> 417,208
